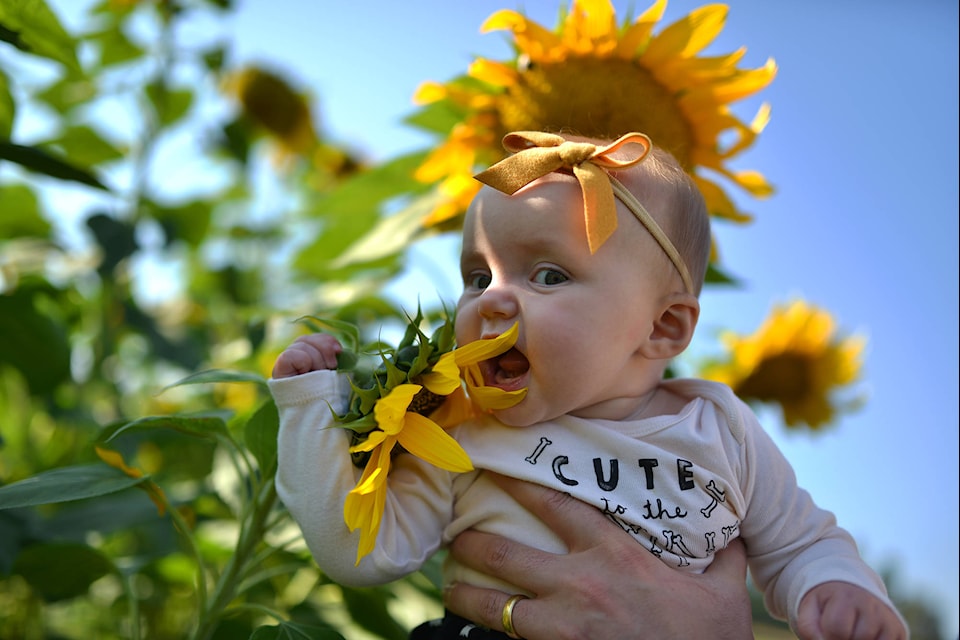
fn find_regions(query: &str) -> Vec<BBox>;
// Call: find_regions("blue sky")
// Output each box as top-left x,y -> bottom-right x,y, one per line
49,0 -> 960,635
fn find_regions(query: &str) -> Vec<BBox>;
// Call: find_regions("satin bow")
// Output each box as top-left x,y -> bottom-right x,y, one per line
474,131 -> 694,294
475,131 -> 651,254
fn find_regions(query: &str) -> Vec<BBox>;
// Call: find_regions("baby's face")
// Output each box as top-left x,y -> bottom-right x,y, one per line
455,177 -> 674,426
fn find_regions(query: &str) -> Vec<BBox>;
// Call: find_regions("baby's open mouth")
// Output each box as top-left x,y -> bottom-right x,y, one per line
480,347 -> 529,389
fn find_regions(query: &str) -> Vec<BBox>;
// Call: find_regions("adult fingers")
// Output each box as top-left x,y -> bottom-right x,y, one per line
444,582 -> 533,639
447,528 -> 554,595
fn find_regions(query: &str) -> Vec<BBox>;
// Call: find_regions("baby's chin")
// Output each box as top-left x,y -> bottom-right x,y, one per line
492,402 -> 561,428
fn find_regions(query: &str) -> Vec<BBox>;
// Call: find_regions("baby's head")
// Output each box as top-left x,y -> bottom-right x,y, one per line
608,142 -> 711,297
456,131 -> 710,425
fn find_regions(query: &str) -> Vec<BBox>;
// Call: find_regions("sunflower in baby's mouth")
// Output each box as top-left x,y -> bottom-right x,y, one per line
454,322 -> 528,410
480,347 -> 530,390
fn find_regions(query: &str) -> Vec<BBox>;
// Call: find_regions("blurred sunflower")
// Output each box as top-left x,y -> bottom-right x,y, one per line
221,65 -> 361,179
702,300 -> 867,430
413,0 -> 776,232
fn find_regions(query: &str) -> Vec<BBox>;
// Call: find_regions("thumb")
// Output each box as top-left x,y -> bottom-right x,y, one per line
706,538 -> 747,581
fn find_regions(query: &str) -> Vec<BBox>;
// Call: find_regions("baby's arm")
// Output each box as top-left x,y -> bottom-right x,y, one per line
796,581 -> 907,640
273,333 -> 342,378
269,333 -> 455,587
733,400 -> 907,637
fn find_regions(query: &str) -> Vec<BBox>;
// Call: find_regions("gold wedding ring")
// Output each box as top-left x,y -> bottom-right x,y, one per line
501,593 -> 528,640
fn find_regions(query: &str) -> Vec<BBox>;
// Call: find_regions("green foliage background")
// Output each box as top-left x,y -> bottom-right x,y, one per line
0,1 -> 944,638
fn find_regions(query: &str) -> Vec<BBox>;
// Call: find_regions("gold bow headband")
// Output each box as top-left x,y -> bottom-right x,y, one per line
474,131 -> 694,295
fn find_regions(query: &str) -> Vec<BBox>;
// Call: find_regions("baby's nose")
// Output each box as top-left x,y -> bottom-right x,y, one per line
477,283 -> 519,319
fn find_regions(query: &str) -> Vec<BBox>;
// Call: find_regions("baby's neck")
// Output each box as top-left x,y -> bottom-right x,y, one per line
569,385 -> 662,422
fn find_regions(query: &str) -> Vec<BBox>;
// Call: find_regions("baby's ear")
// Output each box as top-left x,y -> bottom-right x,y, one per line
641,293 -> 699,360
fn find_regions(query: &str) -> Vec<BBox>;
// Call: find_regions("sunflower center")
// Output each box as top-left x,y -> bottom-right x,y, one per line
409,387 -> 446,416
736,353 -> 813,404
495,57 -> 694,168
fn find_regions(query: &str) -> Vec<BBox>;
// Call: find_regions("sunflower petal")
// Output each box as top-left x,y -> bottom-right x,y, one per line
429,387 -> 477,428
453,322 -> 519,366
397,412 -> 474,472
420,351 -> 462,396
469,59 -> 519,87
645,4 -> 728,63
463,364 -> 528,410
374,384 -> 421,434
482,10 -> 563,61
349,429 -> 388,453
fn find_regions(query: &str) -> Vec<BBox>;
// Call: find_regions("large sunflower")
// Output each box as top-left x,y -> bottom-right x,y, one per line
702,300 -> 866,430
413,0 -> 776,232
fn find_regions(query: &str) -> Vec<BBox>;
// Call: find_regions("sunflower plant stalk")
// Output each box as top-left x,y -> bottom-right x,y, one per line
305,309 -> 526,563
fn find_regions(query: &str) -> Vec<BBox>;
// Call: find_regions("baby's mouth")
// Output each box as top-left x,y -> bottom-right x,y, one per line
480,347 -> 529,390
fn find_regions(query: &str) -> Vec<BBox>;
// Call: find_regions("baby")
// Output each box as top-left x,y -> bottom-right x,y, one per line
270,131 -> 907,639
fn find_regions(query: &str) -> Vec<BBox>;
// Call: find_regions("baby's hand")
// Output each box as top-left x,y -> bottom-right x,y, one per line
796,581 -> 907,640
272,334 -> 343,378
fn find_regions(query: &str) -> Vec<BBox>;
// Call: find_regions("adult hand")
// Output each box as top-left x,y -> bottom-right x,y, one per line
445,473 -> 753,640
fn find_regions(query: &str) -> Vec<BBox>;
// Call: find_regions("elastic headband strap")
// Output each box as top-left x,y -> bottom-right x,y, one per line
474,131 -> 694,294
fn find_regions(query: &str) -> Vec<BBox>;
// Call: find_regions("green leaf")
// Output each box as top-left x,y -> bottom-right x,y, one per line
40,124 -> 124,167
705,262 -> 740,286
163,368 -> 267,391
101,414 -> 232,444
329,191 -> 439,270
0,0 -> 81,71
14,542 -> 114,602
0,141 -> 107,190
0,183 -> 52,238
0,283 -> 71,394
244,399 -> 279,473
402,100 -> 468,136
0,68 -> 13,139
146,197 -> 214,247
85,212 -> 136,274
0,465 -> 146,510
90,24 -> 143,68
297,316 -> 361,352
249,621 -> 346,640
145,81 -> 193,127
340,585 -> 407,640
309,151 -> 428,220
34,75 -> 97,113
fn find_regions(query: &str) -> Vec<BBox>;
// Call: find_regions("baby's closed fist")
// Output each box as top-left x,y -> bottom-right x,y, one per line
273,334 -> 343,378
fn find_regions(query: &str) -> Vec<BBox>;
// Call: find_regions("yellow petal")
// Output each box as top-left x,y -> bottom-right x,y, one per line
374,384 -> 421,434
349,429 -> 387,453
617,0 -> 666,58
481,9 -> 563,61
429,387 -> 477,428
645,4 -> 727,64
465,371 -> 528,410
413,81 -> 448,104
453,322 -> 519,367
351,462 -> 386,496
468,59 -> 519,88
562,0 -> 618,55
420,351 -> 462,396
397,412 -> 474,473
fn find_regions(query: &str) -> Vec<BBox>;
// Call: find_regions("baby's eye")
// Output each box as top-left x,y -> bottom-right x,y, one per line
467,272 -> 492,290
532,268 -> 568,286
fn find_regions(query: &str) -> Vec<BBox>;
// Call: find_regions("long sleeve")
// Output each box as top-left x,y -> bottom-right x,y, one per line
731,394 -> 902,630
269,370 -> 455,587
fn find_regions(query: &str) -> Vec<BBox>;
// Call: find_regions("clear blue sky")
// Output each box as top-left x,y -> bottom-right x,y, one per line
51,0 -> 960,635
